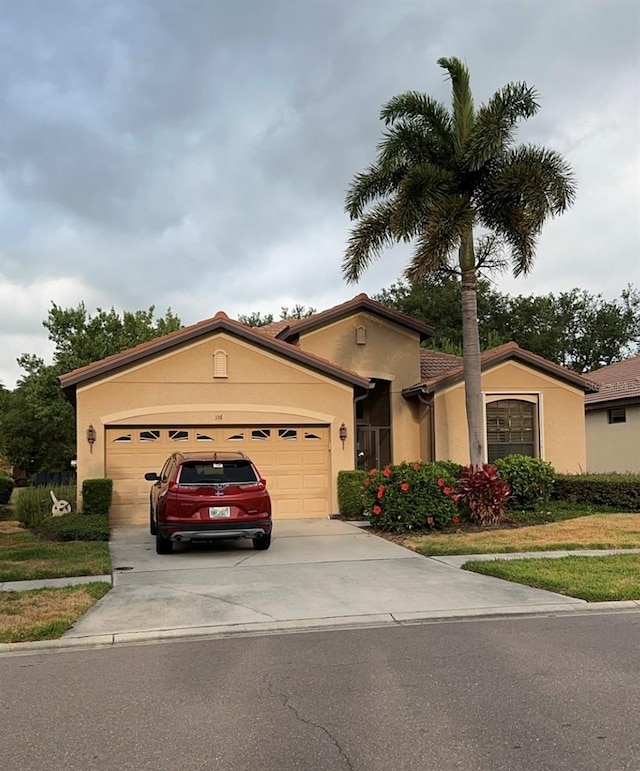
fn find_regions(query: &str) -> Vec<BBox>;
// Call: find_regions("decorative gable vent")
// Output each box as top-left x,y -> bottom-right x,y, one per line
213,349 -> 228,378
356,325 -> 366,345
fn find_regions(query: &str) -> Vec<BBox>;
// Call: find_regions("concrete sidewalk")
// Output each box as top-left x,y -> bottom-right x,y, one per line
3,520 -> 639,653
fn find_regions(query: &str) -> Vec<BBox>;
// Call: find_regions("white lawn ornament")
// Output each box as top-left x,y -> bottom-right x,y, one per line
50,490 -> 72,517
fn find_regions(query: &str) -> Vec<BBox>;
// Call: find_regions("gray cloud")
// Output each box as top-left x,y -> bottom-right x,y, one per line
0,0 -> 638,386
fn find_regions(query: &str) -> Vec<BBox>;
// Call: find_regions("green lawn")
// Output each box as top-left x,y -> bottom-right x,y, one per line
395,514 -> 640,557
0,582 -> 111,643
0,525 -> 111,582
463,554 -> 640,602
380,513 -> 640,602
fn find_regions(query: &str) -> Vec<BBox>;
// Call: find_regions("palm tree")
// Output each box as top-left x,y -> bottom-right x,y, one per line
343,56 -> 576,467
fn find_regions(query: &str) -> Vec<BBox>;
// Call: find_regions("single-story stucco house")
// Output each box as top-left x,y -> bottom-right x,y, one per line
59,294 -> 598,525
585,353 -> 640,473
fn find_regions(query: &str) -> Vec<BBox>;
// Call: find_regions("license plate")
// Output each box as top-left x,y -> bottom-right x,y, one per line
209,506 -> 231,518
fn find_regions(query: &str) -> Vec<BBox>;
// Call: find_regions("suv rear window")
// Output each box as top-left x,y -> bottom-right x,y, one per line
177,460 -> 259,486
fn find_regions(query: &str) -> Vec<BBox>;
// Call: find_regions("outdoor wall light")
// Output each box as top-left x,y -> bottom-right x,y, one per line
86,424 -> 96,452
339,423 -> 348,447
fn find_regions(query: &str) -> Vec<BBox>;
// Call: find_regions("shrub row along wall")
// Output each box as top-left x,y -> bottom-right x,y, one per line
552,475 -> 640,511
14,479 -> 114,531
339,463 -> 640,526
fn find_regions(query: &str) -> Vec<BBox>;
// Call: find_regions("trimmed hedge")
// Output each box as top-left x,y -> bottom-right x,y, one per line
38,513 -> 110,541
0,476 -> 14,505
337,470 -> 367,518
82,479 -> 113,516
552,474 -> 640,511
495,455 -> 555,510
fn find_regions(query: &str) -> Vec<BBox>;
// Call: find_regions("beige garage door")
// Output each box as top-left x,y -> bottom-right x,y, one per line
105,425 -> 331,525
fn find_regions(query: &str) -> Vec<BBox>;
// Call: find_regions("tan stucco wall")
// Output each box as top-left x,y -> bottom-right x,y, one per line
433,361 -> 587,472
586,404 -> 640,473
74,331 -> 356,513
298,312 -> 423,464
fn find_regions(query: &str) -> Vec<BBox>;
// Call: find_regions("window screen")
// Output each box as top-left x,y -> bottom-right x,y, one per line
486,399 -> 536,463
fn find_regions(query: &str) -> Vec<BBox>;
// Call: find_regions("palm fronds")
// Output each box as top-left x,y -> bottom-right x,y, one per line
464,83 -> 539,171
342,201 -> 398,284
438,57 -> 474,151
404,196 -> 475,283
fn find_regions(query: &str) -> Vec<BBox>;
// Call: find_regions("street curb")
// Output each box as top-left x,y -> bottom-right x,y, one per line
2,601 -> 640,656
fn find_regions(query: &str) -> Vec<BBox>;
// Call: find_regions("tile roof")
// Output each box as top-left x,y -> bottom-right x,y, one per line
405,342 -> 598,395
256,320 -> 291,337
419,349 -> 462,381
584,354 -> 640,405
266,293 -> 433,342
58,310 -> 371,397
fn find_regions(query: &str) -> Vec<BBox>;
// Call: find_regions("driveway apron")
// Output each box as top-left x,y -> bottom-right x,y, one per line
64,519 -> 584,640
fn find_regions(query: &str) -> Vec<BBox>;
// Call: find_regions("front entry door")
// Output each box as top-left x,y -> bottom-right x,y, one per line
356,426 -> 391,471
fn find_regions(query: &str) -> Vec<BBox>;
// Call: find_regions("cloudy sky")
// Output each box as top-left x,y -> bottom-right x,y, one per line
1,0 -> 639,387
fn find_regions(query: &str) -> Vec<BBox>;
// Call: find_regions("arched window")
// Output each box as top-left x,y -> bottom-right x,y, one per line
486,399 -> 536,463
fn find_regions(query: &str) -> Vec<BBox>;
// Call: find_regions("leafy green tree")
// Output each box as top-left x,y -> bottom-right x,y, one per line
3,305 -> 182,473
238,305 -> 316,327
374,277 -> 510,353
343,56 -> 576,465
237,311 -> 275,328
505,286 -> 640,371
45,303 -> 181,373
2,358 -> 75,473
0,383 -> 10,463
375,280 -> 639,370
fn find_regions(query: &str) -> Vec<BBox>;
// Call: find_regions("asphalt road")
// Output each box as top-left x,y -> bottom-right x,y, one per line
2,612 -> 640,770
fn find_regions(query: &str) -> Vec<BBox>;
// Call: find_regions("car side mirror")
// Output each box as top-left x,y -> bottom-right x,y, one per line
260,478 -> 267,487
144,472 -> 160,482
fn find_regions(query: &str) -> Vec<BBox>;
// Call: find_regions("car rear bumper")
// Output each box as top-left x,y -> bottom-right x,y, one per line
159,520 -> 272,542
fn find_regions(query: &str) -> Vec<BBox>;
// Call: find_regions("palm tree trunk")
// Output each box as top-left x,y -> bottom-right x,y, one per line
459,235 -> 485,467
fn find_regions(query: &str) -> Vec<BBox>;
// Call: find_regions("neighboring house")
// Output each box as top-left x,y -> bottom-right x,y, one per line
584,354 -> 640,473
59,294 -> 597,525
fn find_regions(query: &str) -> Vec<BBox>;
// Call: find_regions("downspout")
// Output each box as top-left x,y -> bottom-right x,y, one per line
417,390 -> 436,462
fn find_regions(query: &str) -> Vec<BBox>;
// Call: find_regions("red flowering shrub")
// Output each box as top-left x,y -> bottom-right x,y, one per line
363,461 -> 461,532
440,464 -> 511,525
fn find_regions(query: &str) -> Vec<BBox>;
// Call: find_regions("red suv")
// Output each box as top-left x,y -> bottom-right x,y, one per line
145,451 -> 272,555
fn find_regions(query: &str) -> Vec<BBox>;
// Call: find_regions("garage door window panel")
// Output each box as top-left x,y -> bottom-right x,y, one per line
252,429 -> 271,440
140,430 -> 160,442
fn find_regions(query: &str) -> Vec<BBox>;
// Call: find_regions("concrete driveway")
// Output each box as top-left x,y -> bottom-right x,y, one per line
64,519 -> 584,643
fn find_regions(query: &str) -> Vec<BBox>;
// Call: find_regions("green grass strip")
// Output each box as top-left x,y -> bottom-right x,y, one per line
0,540 -> 111,582
0,582 -> 111,643
463,554 -> 640,602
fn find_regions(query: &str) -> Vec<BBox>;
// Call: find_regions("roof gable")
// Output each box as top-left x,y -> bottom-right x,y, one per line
59,311 -> 371,398
265,294 -> 433,343
405,342 -> 598,396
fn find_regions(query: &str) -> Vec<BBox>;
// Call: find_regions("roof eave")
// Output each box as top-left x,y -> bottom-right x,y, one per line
59,318 -> 371,393
418,349 -> 598,394
585,395 -> 640,411
277,298 -> 434,342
